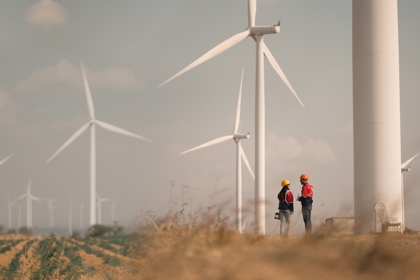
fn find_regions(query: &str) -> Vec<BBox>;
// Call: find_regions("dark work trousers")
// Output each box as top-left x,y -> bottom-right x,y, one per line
302,205 -> 312,234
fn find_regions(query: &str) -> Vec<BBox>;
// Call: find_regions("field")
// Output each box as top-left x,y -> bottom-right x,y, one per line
0,233 -> 141,279
1,217 -> 420,279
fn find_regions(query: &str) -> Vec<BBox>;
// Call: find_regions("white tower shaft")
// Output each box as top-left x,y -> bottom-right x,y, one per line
69,203 -> 72,234
111,204 -> 115,223
80,205 -> 84,229
27,193 -> 31,228
353,0 -> 402,233
8,204 -> 12,229
98,200 -> 102,225
90,124 -> 96,225
255,35 -> 266,234
18,206 -> 21,229
50,207 -> 54,228
236,140 -> 242,232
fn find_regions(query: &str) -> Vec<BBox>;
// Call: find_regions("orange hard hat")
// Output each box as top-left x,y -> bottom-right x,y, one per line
300,174 -> 309,180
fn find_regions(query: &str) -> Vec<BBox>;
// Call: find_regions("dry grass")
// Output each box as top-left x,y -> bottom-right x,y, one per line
130,211 -> 420,280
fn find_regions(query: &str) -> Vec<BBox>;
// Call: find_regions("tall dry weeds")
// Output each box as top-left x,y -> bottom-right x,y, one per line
131,210 -> 420,280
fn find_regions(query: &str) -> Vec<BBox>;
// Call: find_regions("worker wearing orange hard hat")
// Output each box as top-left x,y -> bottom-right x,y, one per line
297,174 -> 314,234
277,179 -> 294,237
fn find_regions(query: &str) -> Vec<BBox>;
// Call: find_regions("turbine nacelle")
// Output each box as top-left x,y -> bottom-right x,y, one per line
401,167 -> 410,172
249,25 -> 280,36
234,133 -> 250,140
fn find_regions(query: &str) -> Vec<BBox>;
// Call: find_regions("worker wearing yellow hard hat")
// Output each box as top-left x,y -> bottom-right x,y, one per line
277,179 -> 294,237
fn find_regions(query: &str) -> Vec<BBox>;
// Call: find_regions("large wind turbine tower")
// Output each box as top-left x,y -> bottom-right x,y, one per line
353,0 -> 402,234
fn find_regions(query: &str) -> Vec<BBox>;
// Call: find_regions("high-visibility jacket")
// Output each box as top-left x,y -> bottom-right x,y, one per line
299,183 -> 313,206
278,186 -> 294,212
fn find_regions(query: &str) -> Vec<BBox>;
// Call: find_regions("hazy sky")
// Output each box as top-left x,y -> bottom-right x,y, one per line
1,0 -> 420,234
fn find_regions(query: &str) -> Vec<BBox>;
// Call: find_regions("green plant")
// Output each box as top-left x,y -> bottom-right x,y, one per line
18,226 -> 32,236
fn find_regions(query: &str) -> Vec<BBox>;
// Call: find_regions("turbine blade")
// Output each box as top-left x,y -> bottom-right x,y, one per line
0,153 -> 13,166
80,60 -> 95,119
402,152 -> 420,169
233,68 -> 244,134
262,43 -> 305,108
159,30 -> 250,87
242,216 -> 249,233
95,120 -> 152,142
181,135 -> 234,155
15,194 -> 27,201
47,122 -> 91,163
240,145 -> 255,179
248,0 -> 256,28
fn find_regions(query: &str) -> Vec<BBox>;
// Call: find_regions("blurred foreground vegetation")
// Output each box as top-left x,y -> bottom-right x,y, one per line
1,210 -> 420,279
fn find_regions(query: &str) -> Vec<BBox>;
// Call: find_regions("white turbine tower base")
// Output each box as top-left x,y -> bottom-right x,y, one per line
353,0 -> 402,234
160,0 -> 304,234
48,61 -> 152,226
181,68 -> 255,232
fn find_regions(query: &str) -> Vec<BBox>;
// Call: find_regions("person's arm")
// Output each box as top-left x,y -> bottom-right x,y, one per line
287,191 -> 294,213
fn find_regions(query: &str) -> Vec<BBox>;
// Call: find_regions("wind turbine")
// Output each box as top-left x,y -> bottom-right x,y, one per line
160,0 -> 304,234
48,61 -> 152,226
0,154 -> 13,166
15,179 -> 39,228
17,204 -> 23,229
96,193 -> 111,225
111,201 -> 116,223
181,69 -> 255,232
401,152 -> 419,232
67,199 -> 76,235
79,203 -> 84,229
7,196 -> 16,230
43,198 -> 56,228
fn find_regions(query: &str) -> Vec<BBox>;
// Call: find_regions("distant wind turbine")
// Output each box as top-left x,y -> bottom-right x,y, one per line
68,199 -> 76,234
43,198 -> 56,228
181,69 -> 255,232
17,204 -> 23,229
96,193 -> 111,225
48,61 -> 152,226
160,0 -> 304,234
15,179 -> 40,228
0,154 -> 13,166
79,203 -> 84,229
111,201 -> 116,223
7,196 -> 16,229
401,152 -> 420,231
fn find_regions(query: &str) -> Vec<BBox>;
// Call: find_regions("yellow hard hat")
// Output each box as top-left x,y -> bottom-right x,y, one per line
281,179 -> 290,187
